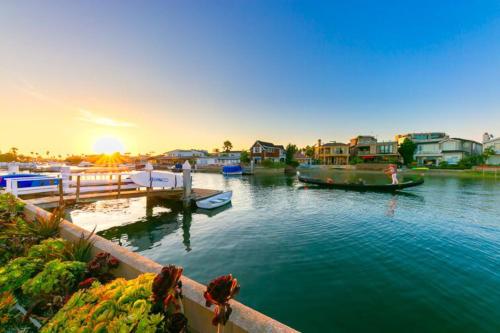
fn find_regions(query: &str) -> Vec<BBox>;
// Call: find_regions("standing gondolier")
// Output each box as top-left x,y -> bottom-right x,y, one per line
384,164 -> 399,185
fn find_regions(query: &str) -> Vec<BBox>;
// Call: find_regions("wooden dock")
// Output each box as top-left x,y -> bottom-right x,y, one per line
25,188 -> 222,209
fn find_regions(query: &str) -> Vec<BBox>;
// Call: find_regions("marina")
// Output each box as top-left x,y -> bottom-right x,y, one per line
66,171 -> 500,333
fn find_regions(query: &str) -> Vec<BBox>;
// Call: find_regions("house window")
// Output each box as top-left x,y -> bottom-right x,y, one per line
253,146 -> 262,153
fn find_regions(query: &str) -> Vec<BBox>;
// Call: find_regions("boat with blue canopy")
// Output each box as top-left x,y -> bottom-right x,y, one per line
222,165 -> 243,175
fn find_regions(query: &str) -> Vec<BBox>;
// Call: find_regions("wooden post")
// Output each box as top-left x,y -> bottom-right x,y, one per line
182,161 -> 192,208
117,174 -> 122,198
75,175 -> 81,202
58,179 -> 64,204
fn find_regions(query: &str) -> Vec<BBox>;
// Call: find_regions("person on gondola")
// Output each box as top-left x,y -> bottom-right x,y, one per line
384,164 -> 399,185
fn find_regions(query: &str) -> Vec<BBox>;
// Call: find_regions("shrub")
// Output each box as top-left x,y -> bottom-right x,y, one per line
0,257 -> 44,293
42,273 -> 164,333
86,252 -> 120,283
67,229 -> 96,263
0,193 -> 25,222
0,291 -> 23,332
28,238 -> 71,262
23,205 -> 64,239
22,259 -> 86,300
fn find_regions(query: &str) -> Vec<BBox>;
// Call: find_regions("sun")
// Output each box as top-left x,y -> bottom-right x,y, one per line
93,136 -> 125,154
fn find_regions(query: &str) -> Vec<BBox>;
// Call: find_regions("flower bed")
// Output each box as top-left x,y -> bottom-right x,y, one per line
0,193 -> 243,332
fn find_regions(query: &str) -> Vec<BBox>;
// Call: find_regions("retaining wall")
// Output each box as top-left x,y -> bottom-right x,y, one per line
23,202 -> 298,333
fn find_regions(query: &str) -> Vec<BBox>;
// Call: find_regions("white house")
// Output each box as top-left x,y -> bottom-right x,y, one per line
165,149 -> 208,158
195,151 -> 241,167
440,138 -> 483,165
483,132 -> 500,165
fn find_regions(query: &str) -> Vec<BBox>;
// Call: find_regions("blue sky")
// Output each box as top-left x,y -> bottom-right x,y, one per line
1,1 -> 499,154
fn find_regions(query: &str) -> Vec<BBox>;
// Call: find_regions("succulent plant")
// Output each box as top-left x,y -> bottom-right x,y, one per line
204,274 -> 240,326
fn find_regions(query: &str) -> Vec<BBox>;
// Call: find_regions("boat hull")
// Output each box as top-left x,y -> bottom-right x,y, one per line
298,176 -> 424,192
196,191 -> 232,209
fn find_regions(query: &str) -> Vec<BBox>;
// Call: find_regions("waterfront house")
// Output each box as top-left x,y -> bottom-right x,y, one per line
314,139 -> 349,165
250,140 -> 286,164
349,136 -> 399,163
294,152 -> 312,165
482,132 -> 500,165
165,149 -> 208,158
196,151 -> 241,167
439,138 -> 483,164
396,132 -> 449,166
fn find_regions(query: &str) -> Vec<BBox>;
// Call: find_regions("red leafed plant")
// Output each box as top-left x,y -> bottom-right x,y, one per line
204,274 -> 240,329
152,265 -> 187,333
85,252 -> 119,283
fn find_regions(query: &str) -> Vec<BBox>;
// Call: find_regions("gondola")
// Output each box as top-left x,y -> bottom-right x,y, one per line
298,176 -> 424,192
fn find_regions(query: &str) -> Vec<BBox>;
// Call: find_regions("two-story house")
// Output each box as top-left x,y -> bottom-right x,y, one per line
350,136 -> 399,163
314,139 -> 349,165
396,132 -> 449,166
440,138 -> 483,164
250,140 -> 285,164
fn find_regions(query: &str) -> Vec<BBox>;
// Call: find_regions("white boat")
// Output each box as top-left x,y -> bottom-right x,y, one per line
196,191 -> 232,209
130,170 -> 183,188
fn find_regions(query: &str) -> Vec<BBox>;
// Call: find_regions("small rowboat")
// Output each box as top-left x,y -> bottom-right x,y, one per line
298,176 -> 424,192
196,191 -> 232,209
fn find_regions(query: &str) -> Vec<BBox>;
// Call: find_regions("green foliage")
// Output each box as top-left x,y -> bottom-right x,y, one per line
285,144 -> 298,165
482,146 -> 496,162
398,138 -> 417,165
261,159 -> 286,168
22,259 -> 86,299
303,145 -> 315,158
42,273 -> 164,333
28,238 -> 70,262
24,205 -> 64,239
64,155 -> 83,165
240,150 -> 250,164
67,229 -> 96,263
349,156 -> 364,165
0,193 -> 25,222
0,257 -> 44,293
0,291 -> 28,333
288,160 -> 300,168
0,152 -> 17,162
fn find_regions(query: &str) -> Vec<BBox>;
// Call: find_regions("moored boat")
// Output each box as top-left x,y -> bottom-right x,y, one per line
222,165 -> 243,175
298,176 -> 424,192
195,191 -> 232,209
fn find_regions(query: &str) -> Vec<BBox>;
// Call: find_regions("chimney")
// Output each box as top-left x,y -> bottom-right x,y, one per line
318,139 -> 322,147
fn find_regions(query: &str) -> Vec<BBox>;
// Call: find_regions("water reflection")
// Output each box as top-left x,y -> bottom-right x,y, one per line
95,196 -> 232,252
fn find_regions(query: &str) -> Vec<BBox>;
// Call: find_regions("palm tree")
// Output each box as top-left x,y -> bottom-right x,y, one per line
223,140 -> 233,152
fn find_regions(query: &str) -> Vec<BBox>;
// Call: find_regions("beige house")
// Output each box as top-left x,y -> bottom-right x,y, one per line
314,139 -> 350,165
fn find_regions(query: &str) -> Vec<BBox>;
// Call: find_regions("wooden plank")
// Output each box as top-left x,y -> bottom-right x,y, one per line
23,188 -> 220,209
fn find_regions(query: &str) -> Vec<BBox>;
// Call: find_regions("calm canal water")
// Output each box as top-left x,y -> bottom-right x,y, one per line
68,171 -> 500,333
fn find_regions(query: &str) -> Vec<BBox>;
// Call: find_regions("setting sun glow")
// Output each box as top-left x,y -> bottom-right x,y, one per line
92,136 -> 125,155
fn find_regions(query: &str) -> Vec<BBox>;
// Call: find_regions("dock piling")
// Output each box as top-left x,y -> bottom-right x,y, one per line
182,161 -> 192,207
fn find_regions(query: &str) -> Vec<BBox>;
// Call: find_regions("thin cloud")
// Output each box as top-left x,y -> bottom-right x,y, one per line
78,110 -> 136,128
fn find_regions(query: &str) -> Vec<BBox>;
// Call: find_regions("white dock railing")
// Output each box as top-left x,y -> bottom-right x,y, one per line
5,177 -> 61,197
5,172 -> 140,199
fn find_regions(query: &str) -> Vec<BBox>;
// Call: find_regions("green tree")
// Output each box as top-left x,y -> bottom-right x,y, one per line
303,145 -> 314,158
240,150 -> 250,164
398,138 -> 417,165
285,144 -> 298,165
223,140 -> 233,152
482,146 -> 495,164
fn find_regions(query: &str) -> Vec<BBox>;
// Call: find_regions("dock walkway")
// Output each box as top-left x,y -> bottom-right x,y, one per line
25,188 -> 222,208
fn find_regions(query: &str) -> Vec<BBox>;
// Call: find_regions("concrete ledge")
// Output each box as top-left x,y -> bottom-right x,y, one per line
23,202 -> 298,333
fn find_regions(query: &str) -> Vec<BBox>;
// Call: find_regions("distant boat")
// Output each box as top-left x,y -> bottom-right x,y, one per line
222,165 -> 242,175
0,174 -> 59,188
196,191 -> 232,209
298,176 -> 424,192
130,171 -> 183,188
